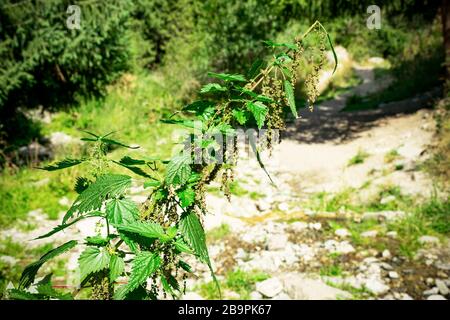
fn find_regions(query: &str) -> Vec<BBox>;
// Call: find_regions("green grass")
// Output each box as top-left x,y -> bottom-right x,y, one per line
347,150 -> 370,166
207,223 -> 231,243
384,149 -> 400,164
198,269 -> 269,300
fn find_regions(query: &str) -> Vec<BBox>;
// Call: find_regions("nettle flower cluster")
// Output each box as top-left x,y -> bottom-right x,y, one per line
9,21 -> 336,300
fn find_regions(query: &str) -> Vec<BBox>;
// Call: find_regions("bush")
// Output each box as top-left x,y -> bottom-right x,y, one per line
0,0 -> 132,144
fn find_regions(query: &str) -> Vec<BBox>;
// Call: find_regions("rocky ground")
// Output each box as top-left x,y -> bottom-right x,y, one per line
1,53 -> 448,300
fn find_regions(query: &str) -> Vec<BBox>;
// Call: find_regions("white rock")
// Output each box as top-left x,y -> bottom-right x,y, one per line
279,273 -> 351,300
364,279 -> 390,295
130,195 -> 147,204
388,271 -> 399,279
335,228 -> 350,238
49,132 -> 78,147
256,200 -> 271,212
386,231 -> 398,238
267,234 -> 288,251
435,279 -> 449,296
290,221 -> 308,232
427,295 -> 447,300
380,195 -> 396,205
361,230 -> 378,238
0,255 -> 17,265
382,250 -> 391,259
418,236 -> 440,245
58,197 -> 71,207
423,287 -> 439,295
368,57 -> 386,64
277,202 -> 290,212
250,291 -> 263,300
256,278 -> 283,298
182,292 -> 204,300
309,222 -> 322,230
272,292 -> 291,300
224,290 -> 240,300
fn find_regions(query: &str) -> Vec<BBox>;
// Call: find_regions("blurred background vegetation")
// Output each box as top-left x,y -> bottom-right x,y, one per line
0,0 -> 448,295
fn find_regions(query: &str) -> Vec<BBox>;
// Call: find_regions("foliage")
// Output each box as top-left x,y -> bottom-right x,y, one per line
8,21 -> 336,300
0,0 -> 132,146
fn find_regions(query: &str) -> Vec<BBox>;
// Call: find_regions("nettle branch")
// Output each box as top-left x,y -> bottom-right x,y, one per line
8,22 -> 337,300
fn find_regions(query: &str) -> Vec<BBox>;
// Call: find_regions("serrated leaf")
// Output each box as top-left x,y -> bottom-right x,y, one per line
85,236 -> 109,246
200,83 -> 227,94
284,80 -> 298,119
179,211 -> 220,296
174,239 -> 193,254
208,72 -> 246,82
178,187 -> 195,208
247,59 -> 264,79
246,101 -> 267,129
74,177 -> 90,194
101,138 -> 139,149
78,246 -> 111,282
36,274 -> 73,300
63,174 -> 131,223
117,221 -> 166,240
178,260 -> 192,273
182,100 -> 216,120
106,198 -> 139,226
113,160 -> 154,179
127,252 -> 161,292
166,226 -> 178,239
38,158 -> 85,171
118,156 -> 146,166
144,180 -> 161,188
165,153 -> 192,185
232,109 -> 248,125
110,255 -> 125,282
19,240 -> 77,289
8,289 -> 40,300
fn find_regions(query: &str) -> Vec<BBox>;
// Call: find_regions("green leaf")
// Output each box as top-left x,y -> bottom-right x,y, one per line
110,255 -> 125,282
64,174 -> 131,223
263,40 -> 297,50
106,198 -> 139,226
8,289 -> 40,300
113,160 -> 154,179
78,246 -> 111,282
74,177 -> 90,194
166,226 -> 178,239
284,80 -> 298,119
127,252 -> 161,292
234,86 -> 274,103
36,274 -> 73,300
249,133 -> 275,186
118,156 -> 146,166
246,101 -> 268,129
208,72 -> 246,82
179,211 -> 220,296
19,240 -> 77,289
117,221 -> 166,240
174,239 -> 193,254
232,110 -> 248,125
178,260 -> 192,273
165,153 -> 192,185
101,138 -> 139,149
178,187 -> 195,208
318,23 -> 338,74
85,236 -> 109,247
144,180 -> 161,188
34,212 -> 103,240
200,83 -> 227,94
247,59 -> 264,79
38,158 -> 85,171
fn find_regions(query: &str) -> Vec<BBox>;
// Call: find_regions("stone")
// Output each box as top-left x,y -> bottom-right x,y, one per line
130,195 -> 148,204
272,292 -> 291,300
380,195 -> 396,205
435,262 -> 450,271
49,132 -> 78,148
388,271 -> 399,279
386,231 -> 398,238
277,202 -> 289,212
382,250 -> 391,259
279,273 -> 351,300
250,291 -> 263,300
335,228 -> 350,238
418,236 -> 439,245
364,279 -> 390,295
256,278 -> 283,298
427,295 -> 447,300
256,200 -> 271,212
423,287 -> 439,296
224,290 -> 240,300
362,211 -> 405,222
289,221 -> 308,232
361,230 -> 378,238
182,292 -> 204,300
309,222 -> 322,230
368,57 -> 386,64
58,197 -> 71,207
267,234 -> 288,251
435,279 -> 449,296
0,255 -> 17,265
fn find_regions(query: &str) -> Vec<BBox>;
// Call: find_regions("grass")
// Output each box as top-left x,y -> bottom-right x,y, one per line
198,269 -> 269,300
384,149 -> 400,163
207,223 -> 231,243
347,150 -> 370,166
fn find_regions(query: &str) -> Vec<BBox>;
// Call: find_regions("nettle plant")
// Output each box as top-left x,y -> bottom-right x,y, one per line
10,21 -> 336,300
